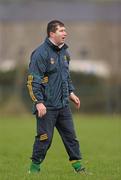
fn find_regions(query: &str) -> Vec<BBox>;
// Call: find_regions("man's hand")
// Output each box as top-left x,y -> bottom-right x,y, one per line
69,92 -> 80,109
36,103 -> 47,117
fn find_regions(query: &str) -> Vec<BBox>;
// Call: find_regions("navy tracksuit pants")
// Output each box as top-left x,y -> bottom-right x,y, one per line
31,106 -> 82,164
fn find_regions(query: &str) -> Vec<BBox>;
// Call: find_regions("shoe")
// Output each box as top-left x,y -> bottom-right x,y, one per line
28,162 -> 40,173
71,160 -> 85,174
74,166 -> 85,173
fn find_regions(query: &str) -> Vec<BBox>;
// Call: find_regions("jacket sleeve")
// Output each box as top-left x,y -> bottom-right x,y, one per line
68,71 -> 75,94
66,52 -> 75,93
27,50 -> 47,104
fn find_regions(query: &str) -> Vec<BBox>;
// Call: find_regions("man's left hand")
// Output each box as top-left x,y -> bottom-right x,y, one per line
69,92 -> 80,109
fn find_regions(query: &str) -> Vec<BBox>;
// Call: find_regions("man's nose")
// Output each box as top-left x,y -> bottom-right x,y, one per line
64,31 -> 67,36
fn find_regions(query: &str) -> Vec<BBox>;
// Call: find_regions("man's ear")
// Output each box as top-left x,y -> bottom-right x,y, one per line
50,32 -> 55,38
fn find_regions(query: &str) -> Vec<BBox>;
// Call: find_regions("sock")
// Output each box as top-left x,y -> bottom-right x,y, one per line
29,162 -> 40,173
71,160 -> 82,171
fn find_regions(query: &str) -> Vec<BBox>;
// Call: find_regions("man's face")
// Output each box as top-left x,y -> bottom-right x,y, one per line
50,25 -> 67,45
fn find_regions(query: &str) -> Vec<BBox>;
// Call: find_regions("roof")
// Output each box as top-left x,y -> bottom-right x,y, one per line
0,1 -> 121,22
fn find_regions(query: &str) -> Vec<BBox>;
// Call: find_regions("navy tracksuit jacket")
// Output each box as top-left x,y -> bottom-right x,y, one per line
27,38 -> 82,164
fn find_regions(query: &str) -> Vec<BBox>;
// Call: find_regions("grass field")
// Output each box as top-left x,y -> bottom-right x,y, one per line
0,114 -> 120,180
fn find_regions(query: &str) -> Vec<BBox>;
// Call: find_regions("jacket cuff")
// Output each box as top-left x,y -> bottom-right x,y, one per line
35,100 -> 44,105
69,91 -> 74,95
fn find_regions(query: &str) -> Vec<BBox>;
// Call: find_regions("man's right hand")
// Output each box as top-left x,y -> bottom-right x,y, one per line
36,103 -> 47,117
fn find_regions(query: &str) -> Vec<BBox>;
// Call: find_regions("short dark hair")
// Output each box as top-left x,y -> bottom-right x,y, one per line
47,20 -> 65,37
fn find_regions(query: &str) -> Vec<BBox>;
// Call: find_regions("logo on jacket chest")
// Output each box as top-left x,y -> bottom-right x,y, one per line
50,58 -> 55,64
64,55 -> 69,63
64,55 -> 67,61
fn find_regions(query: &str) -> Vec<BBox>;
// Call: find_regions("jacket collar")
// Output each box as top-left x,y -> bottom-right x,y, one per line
45,37 -> 68,51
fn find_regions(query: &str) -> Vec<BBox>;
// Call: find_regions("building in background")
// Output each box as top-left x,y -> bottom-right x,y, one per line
0,1 -> 121,75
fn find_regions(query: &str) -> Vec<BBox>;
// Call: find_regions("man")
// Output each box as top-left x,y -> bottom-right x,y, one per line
27,20 -> 85,173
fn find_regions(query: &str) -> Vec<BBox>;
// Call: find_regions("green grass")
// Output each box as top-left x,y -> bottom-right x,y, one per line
0,114 -> 120,180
